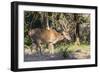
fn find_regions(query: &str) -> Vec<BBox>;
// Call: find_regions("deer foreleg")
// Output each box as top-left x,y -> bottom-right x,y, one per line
37,43 -> 43,55
48,43 -> 54,54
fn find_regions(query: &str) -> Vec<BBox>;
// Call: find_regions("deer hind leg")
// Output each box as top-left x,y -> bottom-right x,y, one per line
48,43 -> 54,55
37,43 -> 43,55
32,43 -> 37,51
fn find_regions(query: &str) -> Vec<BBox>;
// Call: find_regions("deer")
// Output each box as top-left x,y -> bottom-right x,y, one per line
28,27 -> 71,55
28,13 -> 71,55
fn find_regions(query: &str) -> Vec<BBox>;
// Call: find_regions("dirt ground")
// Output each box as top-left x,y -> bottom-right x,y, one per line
24,48 -> 90,62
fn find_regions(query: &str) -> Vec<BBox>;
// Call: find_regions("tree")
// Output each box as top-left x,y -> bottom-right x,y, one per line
24,11 -> 90,46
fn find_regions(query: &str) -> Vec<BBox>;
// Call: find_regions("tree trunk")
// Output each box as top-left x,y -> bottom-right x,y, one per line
43,13 -> 50,30
74,14 -> 80,47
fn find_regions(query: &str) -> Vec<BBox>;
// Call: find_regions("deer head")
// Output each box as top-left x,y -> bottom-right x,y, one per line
56,24 -> 71,41
61,31 -> 71,41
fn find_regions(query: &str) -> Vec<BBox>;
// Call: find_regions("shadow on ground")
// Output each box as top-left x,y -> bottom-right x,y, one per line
24,48 -> 90,62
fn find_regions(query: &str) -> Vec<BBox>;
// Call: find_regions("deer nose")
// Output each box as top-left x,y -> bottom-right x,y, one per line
68,37 -> 71,40
65,36 -> 71,41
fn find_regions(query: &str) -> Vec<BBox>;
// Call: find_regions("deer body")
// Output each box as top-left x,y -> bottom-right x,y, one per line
28,28 -> 71,54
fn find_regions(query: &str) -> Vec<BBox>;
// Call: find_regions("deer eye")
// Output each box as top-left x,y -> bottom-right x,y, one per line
61,33 -> 63,35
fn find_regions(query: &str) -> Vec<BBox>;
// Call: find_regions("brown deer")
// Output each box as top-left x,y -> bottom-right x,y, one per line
28,28 -> 71,55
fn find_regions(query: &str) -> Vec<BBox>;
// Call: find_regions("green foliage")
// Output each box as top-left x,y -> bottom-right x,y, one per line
54,43 -> 90,58
24,35 -> 32,46
24,22 -> 32,46
24,11 -> 90,48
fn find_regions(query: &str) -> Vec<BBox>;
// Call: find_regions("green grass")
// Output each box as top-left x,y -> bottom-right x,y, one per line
24,42 -> 90,58
54,43 -> 90,58
67,43 -> 90,52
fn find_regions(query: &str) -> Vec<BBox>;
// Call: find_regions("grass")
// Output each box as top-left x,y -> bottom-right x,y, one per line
67,43 -> 90,52
24,42 -> 90,58
54,43 -> 90,58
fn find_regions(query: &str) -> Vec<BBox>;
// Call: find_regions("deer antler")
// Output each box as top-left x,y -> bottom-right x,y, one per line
59,20 -> 69,32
